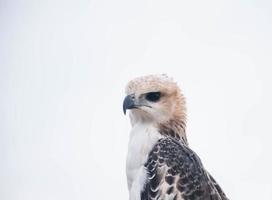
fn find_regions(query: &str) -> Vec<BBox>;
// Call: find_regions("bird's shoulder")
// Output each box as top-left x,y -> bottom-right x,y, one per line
142,137 -> 228,200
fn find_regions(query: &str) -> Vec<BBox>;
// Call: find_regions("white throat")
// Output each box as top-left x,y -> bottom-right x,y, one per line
126,120 -> 163,200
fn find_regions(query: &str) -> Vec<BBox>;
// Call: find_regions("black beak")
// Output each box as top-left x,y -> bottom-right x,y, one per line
123,95 -> 136,115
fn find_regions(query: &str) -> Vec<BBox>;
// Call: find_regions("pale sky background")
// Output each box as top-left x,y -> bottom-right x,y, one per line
1,0 -> 272,199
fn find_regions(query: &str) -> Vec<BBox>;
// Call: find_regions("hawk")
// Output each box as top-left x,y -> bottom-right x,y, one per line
123,74 -> 228,200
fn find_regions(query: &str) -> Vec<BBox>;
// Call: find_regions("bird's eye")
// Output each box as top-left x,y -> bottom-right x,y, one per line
145,92 -> 161,102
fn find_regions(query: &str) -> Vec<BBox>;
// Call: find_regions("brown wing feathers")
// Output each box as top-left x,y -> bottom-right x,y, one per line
142,137 -> 228,200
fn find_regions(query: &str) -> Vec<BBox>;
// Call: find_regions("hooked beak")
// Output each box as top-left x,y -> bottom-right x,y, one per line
123,95 -> 136,115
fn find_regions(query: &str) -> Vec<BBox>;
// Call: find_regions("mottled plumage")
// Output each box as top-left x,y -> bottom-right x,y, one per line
142,137 -> 228,200
123,74 -> 228,200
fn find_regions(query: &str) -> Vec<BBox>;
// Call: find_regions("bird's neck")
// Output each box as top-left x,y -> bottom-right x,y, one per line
158,118 -> 188,145
129,111 -> 187,145
130,118 -> 187,145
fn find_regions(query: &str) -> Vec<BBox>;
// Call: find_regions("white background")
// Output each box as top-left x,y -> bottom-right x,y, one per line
1,0 -> 272,199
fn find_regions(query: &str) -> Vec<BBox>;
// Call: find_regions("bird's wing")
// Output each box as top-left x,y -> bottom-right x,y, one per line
206,172 -> 229,200
141,137 -> 228,200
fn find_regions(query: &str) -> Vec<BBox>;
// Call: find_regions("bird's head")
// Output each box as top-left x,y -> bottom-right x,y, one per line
123,74 -> 186,126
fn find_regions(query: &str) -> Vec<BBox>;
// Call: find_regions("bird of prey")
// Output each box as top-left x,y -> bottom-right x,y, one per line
123,74 -> 228,200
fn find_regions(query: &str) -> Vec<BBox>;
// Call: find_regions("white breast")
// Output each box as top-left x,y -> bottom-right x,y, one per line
126,122 -> 162,200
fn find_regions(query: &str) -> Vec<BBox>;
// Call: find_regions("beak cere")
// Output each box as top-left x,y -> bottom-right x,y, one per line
123,95 -> 136,115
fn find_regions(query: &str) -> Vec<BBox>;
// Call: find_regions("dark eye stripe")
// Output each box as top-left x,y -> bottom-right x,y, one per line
145,92 -> 161,102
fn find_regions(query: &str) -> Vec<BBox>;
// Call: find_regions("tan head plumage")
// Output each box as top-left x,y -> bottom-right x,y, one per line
124,74 -> 187,142
126,74 -> 176,96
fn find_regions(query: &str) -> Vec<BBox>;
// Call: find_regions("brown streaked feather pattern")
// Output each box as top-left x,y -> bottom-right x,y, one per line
159,119 -> 188,145
142,137 -> 229,200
